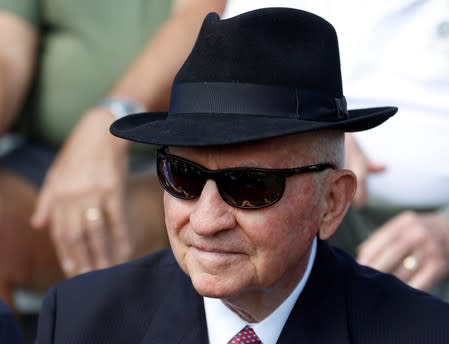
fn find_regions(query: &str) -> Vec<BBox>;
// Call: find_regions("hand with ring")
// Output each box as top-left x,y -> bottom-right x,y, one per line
31,108 -> 133,277
357,210 -> 449,291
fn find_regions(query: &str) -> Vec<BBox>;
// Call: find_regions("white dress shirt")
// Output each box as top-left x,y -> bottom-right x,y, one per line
204,237 -> 317,344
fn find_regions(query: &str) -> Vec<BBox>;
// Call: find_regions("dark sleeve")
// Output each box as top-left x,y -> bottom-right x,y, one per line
0,300 -> 23,344
36,287 -> 57,344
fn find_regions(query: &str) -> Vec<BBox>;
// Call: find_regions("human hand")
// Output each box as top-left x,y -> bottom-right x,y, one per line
357,211 -> 449,291
344,133 -> 385,207
31,108 -> 132,277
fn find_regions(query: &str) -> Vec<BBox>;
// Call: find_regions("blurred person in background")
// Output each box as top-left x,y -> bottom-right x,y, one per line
224,0 -> 449,300
0,0 -> 226,312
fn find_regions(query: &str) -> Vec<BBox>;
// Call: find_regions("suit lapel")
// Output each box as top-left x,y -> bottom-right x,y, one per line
140,262 -> 208,344
278,240 -> 350,343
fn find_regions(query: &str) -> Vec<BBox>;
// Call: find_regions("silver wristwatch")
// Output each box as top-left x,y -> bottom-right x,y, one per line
99,97 -> 146,119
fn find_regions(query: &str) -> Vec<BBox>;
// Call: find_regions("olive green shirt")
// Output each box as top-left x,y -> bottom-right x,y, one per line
0,0 -> 173,148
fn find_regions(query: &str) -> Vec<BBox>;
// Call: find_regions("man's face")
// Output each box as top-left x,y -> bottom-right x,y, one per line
164,135 -> 328,300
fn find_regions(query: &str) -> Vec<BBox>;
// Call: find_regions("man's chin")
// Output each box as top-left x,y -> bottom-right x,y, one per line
190,272 -> 245,299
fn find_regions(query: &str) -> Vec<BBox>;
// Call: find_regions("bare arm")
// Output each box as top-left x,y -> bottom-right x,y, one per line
0,11 -> 38,133
109,0 -> 227,111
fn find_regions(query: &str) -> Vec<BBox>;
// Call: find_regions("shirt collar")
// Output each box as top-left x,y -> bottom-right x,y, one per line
204,237 -> 317,344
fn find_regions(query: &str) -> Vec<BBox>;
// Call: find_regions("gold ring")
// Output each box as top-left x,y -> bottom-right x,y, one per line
402,255 -> 418,271
84,207 -> 103,222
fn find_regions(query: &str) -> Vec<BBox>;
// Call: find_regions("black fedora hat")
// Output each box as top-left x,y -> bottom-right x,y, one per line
110,8 -> 397,146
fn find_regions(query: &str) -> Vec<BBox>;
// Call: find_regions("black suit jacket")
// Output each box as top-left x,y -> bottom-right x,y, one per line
0,300 -> 22,343
36,241 -> 449,343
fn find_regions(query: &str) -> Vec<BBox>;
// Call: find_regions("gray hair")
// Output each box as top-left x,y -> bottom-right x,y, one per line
312,130 -> 345,168
304,130 -> 345,204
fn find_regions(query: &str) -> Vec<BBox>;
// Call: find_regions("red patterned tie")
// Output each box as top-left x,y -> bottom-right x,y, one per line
228,325 -> 262,344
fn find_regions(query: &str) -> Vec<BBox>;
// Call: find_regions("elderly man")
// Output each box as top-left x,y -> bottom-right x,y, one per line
36,8 -> 449,343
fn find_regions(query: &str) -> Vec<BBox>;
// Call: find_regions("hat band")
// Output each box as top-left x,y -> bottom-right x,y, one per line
169,82 -> 348,121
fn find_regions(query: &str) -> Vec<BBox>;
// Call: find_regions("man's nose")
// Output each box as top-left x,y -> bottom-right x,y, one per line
189,179 -> 237,236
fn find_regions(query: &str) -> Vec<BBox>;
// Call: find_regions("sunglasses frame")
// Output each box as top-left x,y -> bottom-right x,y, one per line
156,147 -> 336,209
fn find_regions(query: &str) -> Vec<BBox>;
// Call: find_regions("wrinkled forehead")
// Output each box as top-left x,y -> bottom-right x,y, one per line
168,132 -> 326,168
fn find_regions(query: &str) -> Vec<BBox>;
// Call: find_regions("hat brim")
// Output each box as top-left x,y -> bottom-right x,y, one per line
110,106 -> 397,147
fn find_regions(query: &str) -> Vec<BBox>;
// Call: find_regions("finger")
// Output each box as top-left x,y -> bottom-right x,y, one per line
84,207 -> 111,269
50,206 -> 76,276
408,264 -> 442,291
367,248 -> 408,273
357,219 -> 403,265
365,225 -> 425,274
393,254 -> 422,283
104,194 -> 132,261
352,162 -> 386,207
350,155 -> 369,208
366,161 -> 386,173
66,207 -> 93,275
54,205 -> 91,276
31,188 -> 52,229
405,245 -> 448,290
358,212 -> 422,260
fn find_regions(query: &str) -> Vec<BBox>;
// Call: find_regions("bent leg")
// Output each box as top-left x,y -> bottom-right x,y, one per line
0,170 -> 62,310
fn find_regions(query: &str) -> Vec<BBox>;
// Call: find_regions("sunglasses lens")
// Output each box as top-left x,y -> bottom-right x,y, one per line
157,150 -> 287,209
157,156 -> 205,200
219,171 -> 284,208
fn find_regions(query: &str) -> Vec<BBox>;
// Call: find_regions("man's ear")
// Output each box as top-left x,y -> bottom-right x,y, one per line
318,170 -> 357,240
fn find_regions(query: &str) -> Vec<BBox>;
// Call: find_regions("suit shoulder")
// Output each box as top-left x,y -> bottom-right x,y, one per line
38,249 -> 190,343
55,248 -> 179,295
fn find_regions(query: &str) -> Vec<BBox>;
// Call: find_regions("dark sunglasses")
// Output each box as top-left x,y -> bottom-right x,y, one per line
157,147 -> 335,209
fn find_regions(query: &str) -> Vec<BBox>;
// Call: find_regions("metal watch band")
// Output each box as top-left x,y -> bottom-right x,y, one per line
99,97 -> 146,119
